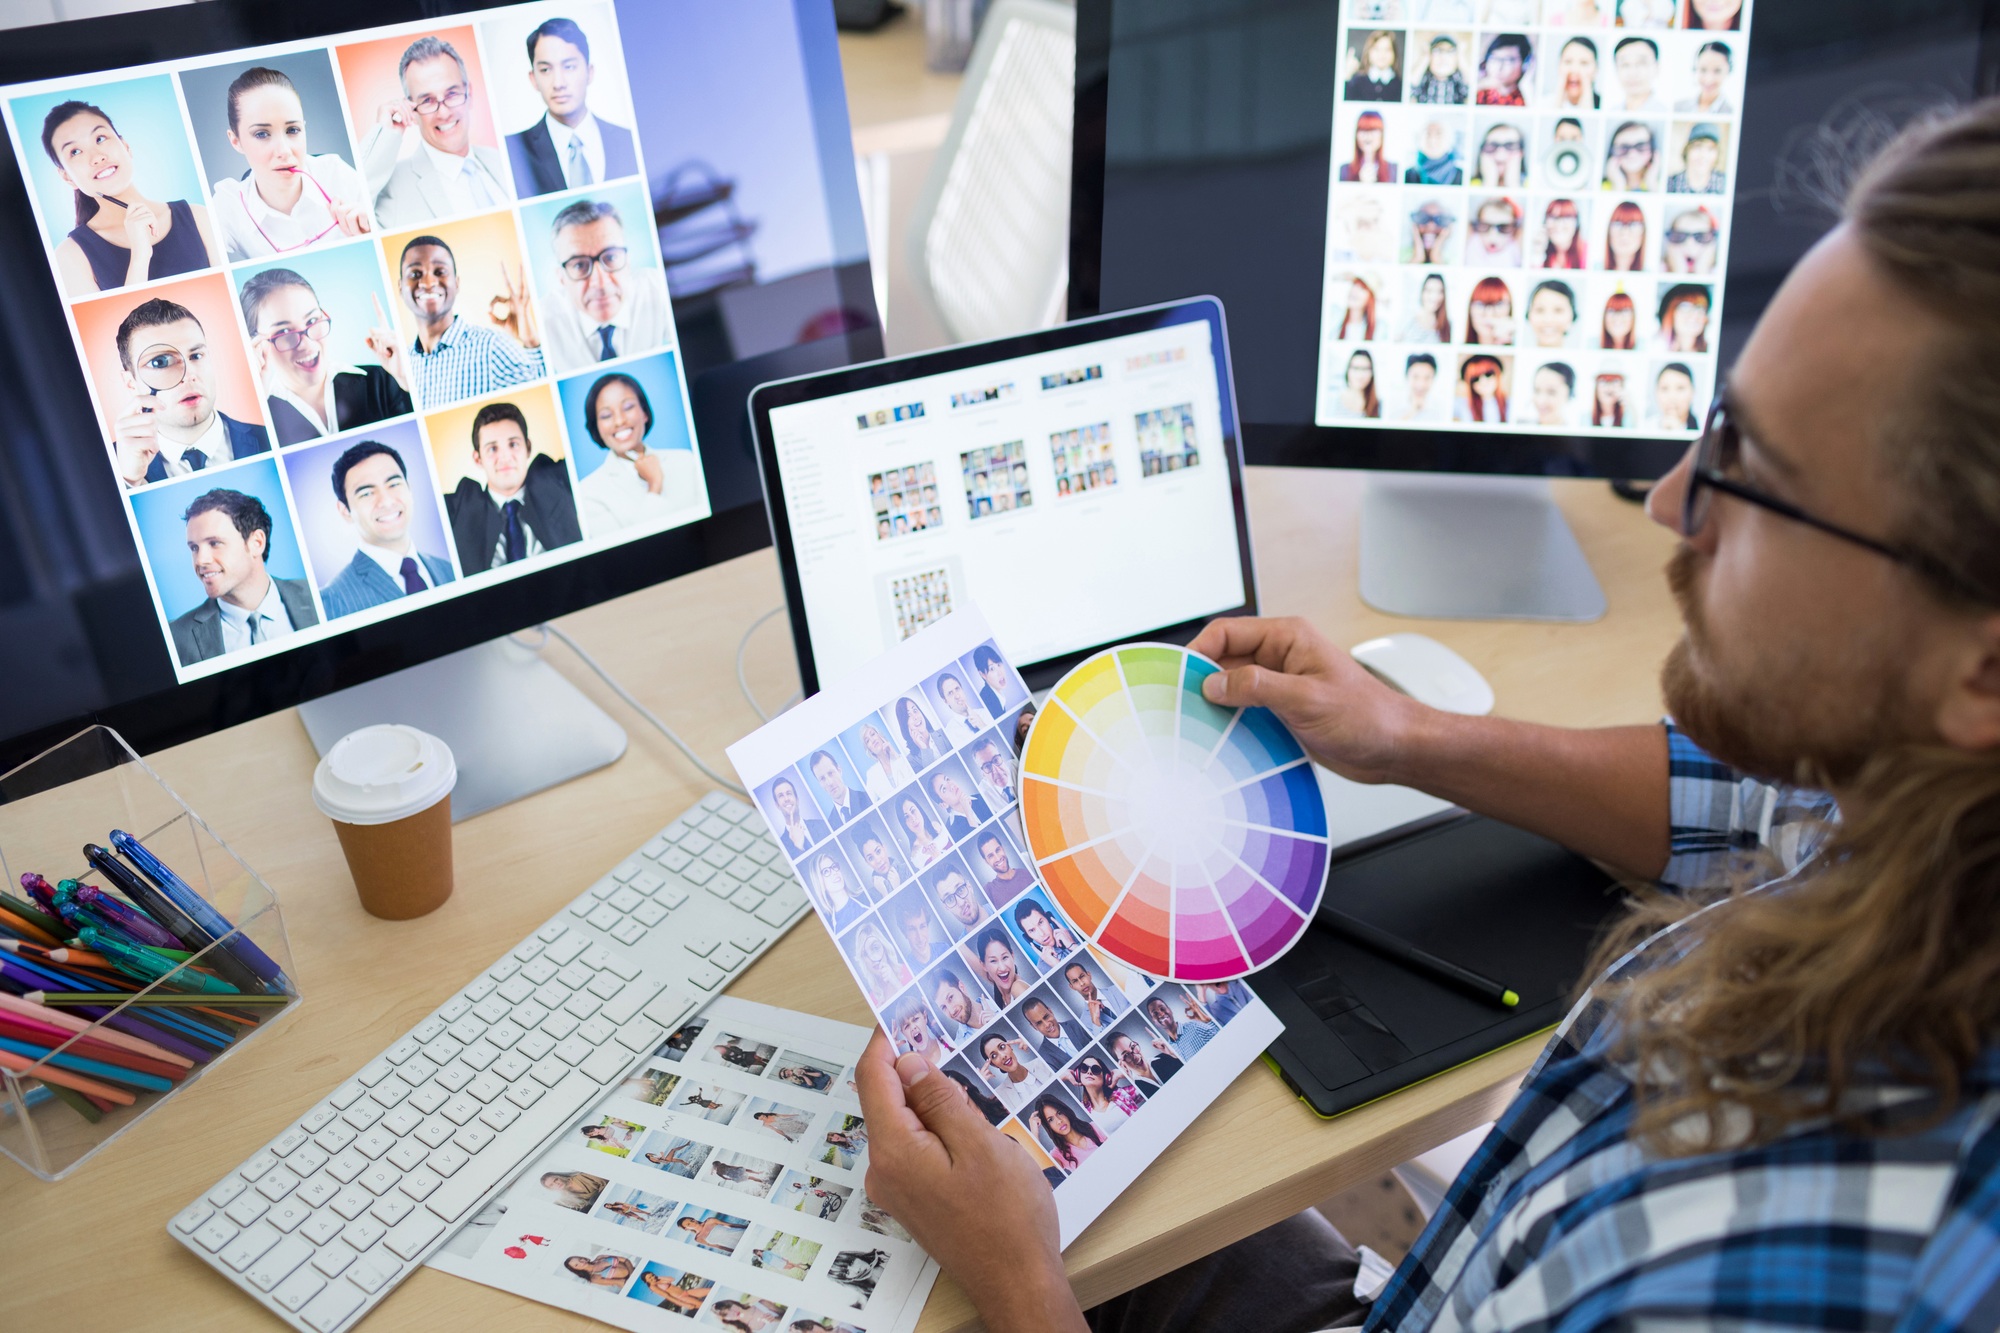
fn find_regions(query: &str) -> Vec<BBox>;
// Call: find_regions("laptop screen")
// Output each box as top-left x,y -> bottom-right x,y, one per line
762,304 -> 1251,689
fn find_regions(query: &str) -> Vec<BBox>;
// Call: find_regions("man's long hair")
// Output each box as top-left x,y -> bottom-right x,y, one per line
1596,101 -> 2000,1155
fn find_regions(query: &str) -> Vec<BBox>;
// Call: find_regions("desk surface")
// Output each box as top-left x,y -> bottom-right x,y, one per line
0,469 -> 1680,1331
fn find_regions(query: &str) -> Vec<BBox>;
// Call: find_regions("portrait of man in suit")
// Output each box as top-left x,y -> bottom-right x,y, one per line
444,400 -> 581,573
542,198 -> 672,372
361,35 -> 514,228
505,17 -> 638,199
319,439 -> 456,618
109,298 -> 271,490
1020,997 -> 1089,1068
169,488 -> 320,667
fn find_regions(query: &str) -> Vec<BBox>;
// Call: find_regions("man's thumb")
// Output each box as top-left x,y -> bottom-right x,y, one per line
1204,663 -> 1293,710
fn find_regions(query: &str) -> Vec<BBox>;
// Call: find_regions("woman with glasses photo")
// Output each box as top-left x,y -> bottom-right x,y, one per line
1471,123 -> 1527,188
1455,353 -> 1510,423
210,67 -> 373,262
239,267 -> 411,445
1464,275 -> 1517,346
1060,1052 -> 1146,1134
1603,121 -> 1659,191
1538,198 -> 1588,270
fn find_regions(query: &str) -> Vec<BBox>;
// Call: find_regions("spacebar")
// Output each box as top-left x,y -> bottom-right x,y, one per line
423,1071 -> 603,1225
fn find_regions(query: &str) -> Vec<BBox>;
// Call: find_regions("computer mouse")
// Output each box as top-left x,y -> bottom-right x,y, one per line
1349,633 -> 1495,715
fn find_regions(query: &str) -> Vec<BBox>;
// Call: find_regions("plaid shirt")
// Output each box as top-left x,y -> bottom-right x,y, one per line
409,314 -> 545,410
1364,723 -> 2000,1332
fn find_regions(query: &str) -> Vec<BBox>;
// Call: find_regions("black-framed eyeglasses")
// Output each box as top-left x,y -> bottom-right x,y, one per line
559,246 -> 629,281
1687,397 -> 1988,602
264,312 -> 332,354
411,85 -> 470,116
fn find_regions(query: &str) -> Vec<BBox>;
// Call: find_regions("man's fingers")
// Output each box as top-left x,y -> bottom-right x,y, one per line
371,292 -> 388,324
1201,662 -> 1308,713
855,1032 -> 926,1137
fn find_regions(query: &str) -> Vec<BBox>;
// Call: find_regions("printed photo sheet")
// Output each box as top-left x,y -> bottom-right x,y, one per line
726,606 -> 1283,1246
429,998 -> 938,1333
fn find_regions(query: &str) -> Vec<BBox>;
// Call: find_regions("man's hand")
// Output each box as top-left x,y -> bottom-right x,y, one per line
492,261 -> 540,349
112,393 -> 161,487
1190,616 -> 1426,785
857,1032 -> 1085,1333
376,97 -> 416,136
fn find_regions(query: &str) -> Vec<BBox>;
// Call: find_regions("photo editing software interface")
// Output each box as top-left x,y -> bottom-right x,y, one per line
768,319 -> 1248,688
1315,0 -> 1752,436
0,2 -> 716,685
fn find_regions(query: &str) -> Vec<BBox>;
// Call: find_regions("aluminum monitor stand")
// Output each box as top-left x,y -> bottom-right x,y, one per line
298,636 -> 628,821
1359,473 -> 1607,622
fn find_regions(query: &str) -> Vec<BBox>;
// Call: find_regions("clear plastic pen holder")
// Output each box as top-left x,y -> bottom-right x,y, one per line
0,725 -> 300,1181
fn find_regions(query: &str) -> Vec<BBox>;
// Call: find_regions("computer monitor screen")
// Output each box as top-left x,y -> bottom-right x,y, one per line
1317,11 -> 1750,436
1072,0 -> 1999,474
752,299 -> 1255,693
0,0 -> 874,769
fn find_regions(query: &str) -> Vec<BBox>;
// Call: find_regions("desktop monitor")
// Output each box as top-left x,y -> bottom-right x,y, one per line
0,0 -> 879,794
1070,0 -> 2000,618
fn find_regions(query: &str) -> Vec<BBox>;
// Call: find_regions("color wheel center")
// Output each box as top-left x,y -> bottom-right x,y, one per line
1124,764 -> 1224,863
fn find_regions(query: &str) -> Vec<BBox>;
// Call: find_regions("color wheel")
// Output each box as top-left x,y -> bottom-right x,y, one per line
1020,644 -> 1330,981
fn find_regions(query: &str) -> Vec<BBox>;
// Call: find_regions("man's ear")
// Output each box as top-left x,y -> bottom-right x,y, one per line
1936,612 -> 2000,752
248,529 -> 268,562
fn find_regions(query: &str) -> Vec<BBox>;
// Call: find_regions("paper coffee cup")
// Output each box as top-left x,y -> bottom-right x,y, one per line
311,725 -> 457,920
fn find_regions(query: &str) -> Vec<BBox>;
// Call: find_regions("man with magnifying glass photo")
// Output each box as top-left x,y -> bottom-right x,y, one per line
110,297 -> 271,490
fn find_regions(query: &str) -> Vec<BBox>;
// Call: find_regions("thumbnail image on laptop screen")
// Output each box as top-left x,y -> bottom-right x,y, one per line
0,2 -> 716,683
1313,0 -> 1751,437
765,316 -> 1249,688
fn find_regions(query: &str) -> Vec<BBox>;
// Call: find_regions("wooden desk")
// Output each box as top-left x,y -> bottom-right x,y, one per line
0,469 -> 1680,1331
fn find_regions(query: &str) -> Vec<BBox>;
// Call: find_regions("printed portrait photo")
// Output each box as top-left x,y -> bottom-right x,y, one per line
844,810 -> 915,902
593,1183 -> 678,1234
882,985 -> 953,1069
127,458 -> 320,671
617,1066 -> 682,1107
636,1132 -> 711,1180
776,1169 -> 852,1221
626,1260 -> 713,1315
705,1031 -> 777,1076
924,957 -> 997,1047
740,1095 -> 815,1145
699,1290 -> 788,1331
560,1246 -> 639,1290
703,1148 -> 784,1199
537,1167 -> 610,1212
177,51 -> 368,264
12,74 -> 221,297
819,1113 -> 868,1171
670,1205 -> 751,1257
579,1114 -> 643,1157
750,1232 -> 823,1282
333,25 -> 511,231
766,1049 -> 841,1094
881,881 -> 955,975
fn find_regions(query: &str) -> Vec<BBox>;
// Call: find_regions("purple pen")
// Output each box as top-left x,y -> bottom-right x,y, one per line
20,874 -> 59,915
72,884 -> 181,950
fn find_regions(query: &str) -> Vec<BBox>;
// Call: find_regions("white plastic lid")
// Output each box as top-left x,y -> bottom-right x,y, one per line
311,725 -> 457,826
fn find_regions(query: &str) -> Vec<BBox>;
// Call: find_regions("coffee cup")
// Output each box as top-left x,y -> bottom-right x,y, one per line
311,725 -> 457,920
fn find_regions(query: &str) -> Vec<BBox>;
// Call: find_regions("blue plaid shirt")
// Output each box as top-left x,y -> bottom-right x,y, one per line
1364,723 -> 2000,1331
409,314 -> 545,410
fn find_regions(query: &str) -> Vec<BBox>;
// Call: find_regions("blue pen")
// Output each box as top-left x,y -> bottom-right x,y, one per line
110,832 -> 291,994
0,1035 -> 174,1092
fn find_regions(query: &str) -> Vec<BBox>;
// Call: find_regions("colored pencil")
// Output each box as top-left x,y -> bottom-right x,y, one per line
27,990 -> 289,1006
0,993 -> 191,1066
0,1035 -> 174,1092
0,1014 -> 186,1081
0,904 -> 61,948
44,1081 -> 103,1123
0,1047 -> 135,1105
45,947 -> 114,970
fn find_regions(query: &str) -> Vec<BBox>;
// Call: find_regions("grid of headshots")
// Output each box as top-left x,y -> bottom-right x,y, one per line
1319,0 -> 1747,433
959,441 -> 1032,520
748,640 -> 1255,1185
867,461 -> 941,542
889,568 -> 953,642
1051,422 -> 1118,499
524,1012 -> 913,1327
0,3 -> 709,680
1136,403 -> 1202,476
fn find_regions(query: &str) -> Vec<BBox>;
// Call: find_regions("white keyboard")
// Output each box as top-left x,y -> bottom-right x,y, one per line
168,791 -> 809,1333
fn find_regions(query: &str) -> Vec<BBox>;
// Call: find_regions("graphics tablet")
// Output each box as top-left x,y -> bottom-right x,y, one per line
748,298 -> 1258,694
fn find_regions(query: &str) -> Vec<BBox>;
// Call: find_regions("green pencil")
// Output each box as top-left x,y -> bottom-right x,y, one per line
28,990 -> 293,1007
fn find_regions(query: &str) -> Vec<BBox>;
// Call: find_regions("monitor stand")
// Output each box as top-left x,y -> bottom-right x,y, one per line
297,636 -> 628,822
1358,473 -> 1607,622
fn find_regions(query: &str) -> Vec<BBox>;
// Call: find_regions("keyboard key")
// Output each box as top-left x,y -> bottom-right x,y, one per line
348,1252 -> 400,1293
535,922 -> 567,944
298,1176 -> 342,1210
428,1146 -> 471,1178
705,879 -> 738,902
193,1215 -> 238,1253
582,1046 -> 632,1082
358,1163 -> 402,1197
511,1000 -> 551,1031
613,859 -> 643,882
702,844 -> 736,868
534,981 -> 572,1011
722,827 -> 755,852
630,871 -> 665,895
730,886 -> 765,913
272,1266 -> 326,1313
711,944 -> 747,971
746,841 -> 780,866
684,933 -> 720,958
531,1059 -> 569,1087
642,836 -> 671,858
562,992 -> 602,1020
681,831 -> 714,856
452,1123 -> 496,1155
246,1234 -> 313,1291
411,1017 -> 446,1044
398,1168 -> 443,1202
356,1058 -> 394,1088
437,997 -> 472,1023
487,1020 -> 526,1051
221,1221 -> 281,1272
504,1080 -> 546,1110
353,1130 -> 395,1161
385,1038 -> 421,1065
634,900 -> 670,928
267,1198 -> 312,1233
463,975 -> 498,1003
553,1036 -> 593,1066
290,1144 -> 331,1178
601,980 -> 661,1025
756,891 -> 807,927
616,1019 -> 666,1053
426,1034 -> 465,1064
611,919 -> 646,945
383,1210 -> 447,1260
497,975 -> 535,1004
173,1201 -> 214,1234
208,1176 -> 248,1207
751,869 -> 789,894
313,1122 -> 357,1155
544,933 -> 588,965
577,1017 -> 615,1046
446,1015 -> 484,1045
682,862 -> 718,886
699,791 -> 734,812
343,1216 -> 386,1253
325,1151 -> 369,1185
387,1139 -> 429,1172
408,1083 -> 449,1116
478,1103 -> 521,1132
301,1106 -> 339,1134
224,1194 -> 270,1227
517,1031 -> 557,1062
370,1193 -> 415,1228
301,1211 -> 346,1246
730,928 -> 769,952
568,896 -> 594,918
466,1072 -> 507,1104
329,1187 -> 373,1220
460,1040 -> 501,1071
310,1237 -> 356,1274
642,990 -> 695,1027
493,1051 -> 533,1082
434,1063 -> 474,1093
607,887 -> 644,914
327,1083 -> 367,1111
660,848 -> 694,872
300,1277 -> 366,1332
340,1101 -> 384,1132
240,1150 -> 280,1183
686,961 -> 726,990
441,1095 -> 480,1126
381,1107 -> 422,1138
724,859 -> 758,883
273,1127 -> 311,1157
522,957 -> 559,985
399,1054 -> 440,1086
471,996 -> 510,1025
658,886 -> 690,910
257,1165 -> 301,1200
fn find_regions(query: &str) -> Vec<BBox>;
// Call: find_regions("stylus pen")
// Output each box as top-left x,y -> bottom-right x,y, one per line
1315,906 -> 1519,1010
111,830 -> 292,993
79,845 -> 260,996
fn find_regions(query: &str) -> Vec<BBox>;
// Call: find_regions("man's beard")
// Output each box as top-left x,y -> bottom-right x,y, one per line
1661,544 -> 1913,788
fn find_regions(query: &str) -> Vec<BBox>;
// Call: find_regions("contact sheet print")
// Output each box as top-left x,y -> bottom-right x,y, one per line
728,608 -> 1283,1247
429,998 -> 939,1333
1317,0 -> 1753,434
